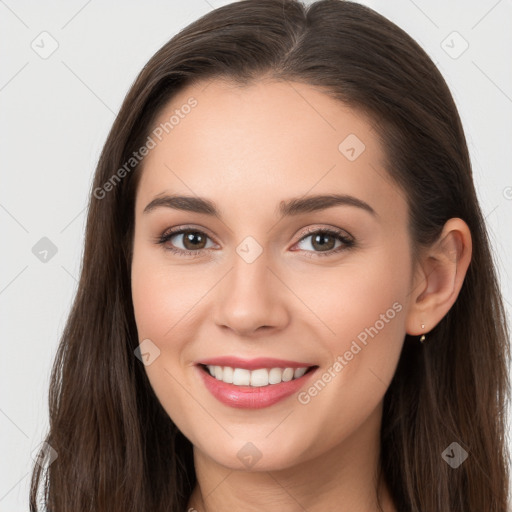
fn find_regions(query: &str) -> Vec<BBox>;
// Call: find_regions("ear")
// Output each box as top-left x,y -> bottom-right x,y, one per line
405,218 -> 472,337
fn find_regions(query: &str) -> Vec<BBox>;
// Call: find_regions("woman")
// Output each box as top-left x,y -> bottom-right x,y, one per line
30,0 -> 510,510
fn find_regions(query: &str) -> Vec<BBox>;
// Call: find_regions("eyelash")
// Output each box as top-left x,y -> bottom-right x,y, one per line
154,225 -> 355,259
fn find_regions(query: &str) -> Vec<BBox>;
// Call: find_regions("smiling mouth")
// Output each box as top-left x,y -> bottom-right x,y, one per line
199,363 -> 318,387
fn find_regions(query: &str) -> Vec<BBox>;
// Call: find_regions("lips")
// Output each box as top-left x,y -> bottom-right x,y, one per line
195,356 -> 318,409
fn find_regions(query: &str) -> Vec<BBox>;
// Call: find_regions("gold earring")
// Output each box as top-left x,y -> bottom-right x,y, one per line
420,323 -> 426,343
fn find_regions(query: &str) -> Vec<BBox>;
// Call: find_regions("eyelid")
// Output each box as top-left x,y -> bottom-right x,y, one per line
296,224 -> 354,241
155,224 -> 355,257
158,223 -> 353,242
159,224 -> 217,240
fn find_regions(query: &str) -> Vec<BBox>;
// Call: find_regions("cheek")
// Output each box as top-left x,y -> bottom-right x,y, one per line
130,247 -> 201,429
289,251 -> 409,455
131,244 -> 201,341
303,242 -> 410,398
340,251 -> 409,365
301,247 -> 410,354
131,268 -> 170,342
336,264 -> 407,346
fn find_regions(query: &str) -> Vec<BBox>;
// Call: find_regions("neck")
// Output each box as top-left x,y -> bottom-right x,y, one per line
186,402 -> 396,512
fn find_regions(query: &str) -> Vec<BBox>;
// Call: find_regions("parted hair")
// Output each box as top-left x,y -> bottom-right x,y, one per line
30,1 -> 510,510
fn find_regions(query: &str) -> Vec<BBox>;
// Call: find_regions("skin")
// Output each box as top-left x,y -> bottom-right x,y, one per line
130,78 -> 472,512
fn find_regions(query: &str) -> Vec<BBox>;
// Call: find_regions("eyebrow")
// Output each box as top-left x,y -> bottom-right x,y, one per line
143,193 -> 377,218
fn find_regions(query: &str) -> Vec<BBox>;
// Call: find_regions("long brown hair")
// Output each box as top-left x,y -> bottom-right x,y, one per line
29,1 -> 510,510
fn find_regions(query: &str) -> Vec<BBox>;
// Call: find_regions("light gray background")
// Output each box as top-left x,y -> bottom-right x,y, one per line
1,0 -> 511,510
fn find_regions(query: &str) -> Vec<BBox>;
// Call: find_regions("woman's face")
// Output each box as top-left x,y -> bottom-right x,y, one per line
131,79 -> 415,471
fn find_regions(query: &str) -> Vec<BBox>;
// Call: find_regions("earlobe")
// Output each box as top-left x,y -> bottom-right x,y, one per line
405,218 -> 472,337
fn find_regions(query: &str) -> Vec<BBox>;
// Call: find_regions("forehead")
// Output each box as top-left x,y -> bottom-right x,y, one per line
135,79 -> 406,222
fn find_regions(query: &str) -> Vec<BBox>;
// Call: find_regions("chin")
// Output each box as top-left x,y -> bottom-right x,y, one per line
194,434 -> 312,473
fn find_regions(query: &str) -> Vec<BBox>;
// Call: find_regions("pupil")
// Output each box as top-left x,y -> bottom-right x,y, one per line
185,231 -> 204,249
313,233 -> 333,250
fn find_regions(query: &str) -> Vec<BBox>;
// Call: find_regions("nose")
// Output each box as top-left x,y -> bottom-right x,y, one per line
212,251 -> 290,338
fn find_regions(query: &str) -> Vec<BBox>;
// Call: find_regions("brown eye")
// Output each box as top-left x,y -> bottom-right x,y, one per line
294,228 -> 355,258
156,228 -> 216,257
179,230 -> 208,250
309,232 -> 337,251
155,226 -> 355,259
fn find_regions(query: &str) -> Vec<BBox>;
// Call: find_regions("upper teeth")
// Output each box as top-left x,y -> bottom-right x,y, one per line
206,365 -> 309,387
